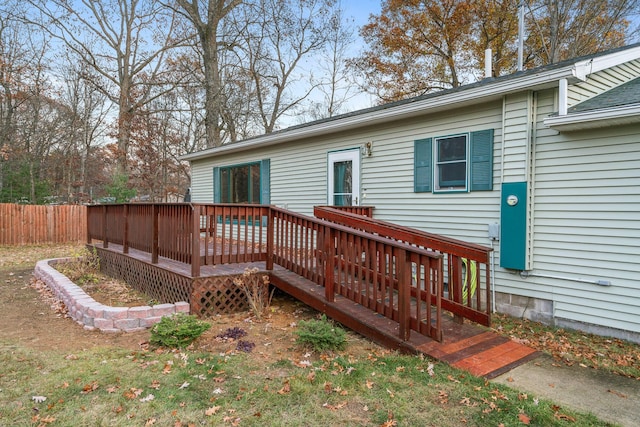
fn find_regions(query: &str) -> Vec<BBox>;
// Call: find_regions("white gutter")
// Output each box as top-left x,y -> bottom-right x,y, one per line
182,66 -> 578,161
544,104 -> 640,131
573,45 -> 640,81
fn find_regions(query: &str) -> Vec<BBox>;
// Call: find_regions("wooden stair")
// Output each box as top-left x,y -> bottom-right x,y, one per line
270,268 -> 539,379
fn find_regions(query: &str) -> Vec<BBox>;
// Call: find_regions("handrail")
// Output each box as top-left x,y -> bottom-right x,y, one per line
270,206 -> 443,341
314,206 -> 493,326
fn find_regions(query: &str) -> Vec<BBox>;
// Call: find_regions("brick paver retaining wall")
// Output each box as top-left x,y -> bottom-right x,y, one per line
34,259 -> 190,333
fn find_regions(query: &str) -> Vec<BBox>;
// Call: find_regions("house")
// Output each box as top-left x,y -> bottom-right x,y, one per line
183,43 -> 640,343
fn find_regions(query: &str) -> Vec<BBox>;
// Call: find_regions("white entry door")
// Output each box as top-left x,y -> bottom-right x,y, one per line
328,149 -> 360,206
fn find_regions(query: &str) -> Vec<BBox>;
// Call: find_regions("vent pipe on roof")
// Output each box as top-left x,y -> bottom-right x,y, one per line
517,1 -> 525,71
485,49 -> 492,78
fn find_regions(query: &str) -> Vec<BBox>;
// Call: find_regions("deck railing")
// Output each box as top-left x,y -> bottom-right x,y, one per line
88,203 -> 501,340
314,206 -> 493,326
269,206 -> 443,341
88,203 -> 270,277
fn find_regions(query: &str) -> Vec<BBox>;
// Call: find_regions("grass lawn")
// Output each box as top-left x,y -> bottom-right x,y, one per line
0,244 -> 633,426
1,342 -> 609,426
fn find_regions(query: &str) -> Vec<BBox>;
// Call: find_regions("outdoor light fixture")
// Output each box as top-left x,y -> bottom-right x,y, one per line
364,141 -> 373,156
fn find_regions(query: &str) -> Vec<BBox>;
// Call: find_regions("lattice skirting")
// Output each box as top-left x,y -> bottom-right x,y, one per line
93,247 -> 251,318
191,276 -> 249,317
95,248 -> 192,305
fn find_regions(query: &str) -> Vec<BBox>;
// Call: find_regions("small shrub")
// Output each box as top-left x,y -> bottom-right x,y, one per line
56,247 -> 101,285
150,313 -> 211,348
233,268 -> 274,320
295,315 -> 347,352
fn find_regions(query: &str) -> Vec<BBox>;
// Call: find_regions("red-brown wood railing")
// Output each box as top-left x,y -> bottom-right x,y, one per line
314,206 -> 493,326
195,204 -> 270,266
88,204 -> 270,277
269,206 -> 443,341
87,203 -> 444,342
314,205 -> 375,218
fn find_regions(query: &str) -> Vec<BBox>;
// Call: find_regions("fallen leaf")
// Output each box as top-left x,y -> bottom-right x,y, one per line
554,412 -> 576,422
365,379 -> 374,389
427,363 -> 435,376
518,413 -> 531,424
145,417 -> 156,426
277,380 -> 291,395
205,406 -> 221,416
607,389 -> 627,398
140,394 -> 155,403
81,381 -> 99,394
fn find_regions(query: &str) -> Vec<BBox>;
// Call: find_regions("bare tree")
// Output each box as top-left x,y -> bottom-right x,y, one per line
58,56 -> 112,201
237,0 -> 341,133
174,0 -> 242,148
27,0 -> 186,174
304,2 -> 357,121
526,0 -> 637,66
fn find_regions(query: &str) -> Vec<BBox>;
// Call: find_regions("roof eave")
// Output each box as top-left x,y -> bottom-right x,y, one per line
181,66 -> 582,162
544,104 -> 640,131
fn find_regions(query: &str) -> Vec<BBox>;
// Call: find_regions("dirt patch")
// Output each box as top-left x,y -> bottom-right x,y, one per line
0,268 -> 148,352
0,262 -> 382,362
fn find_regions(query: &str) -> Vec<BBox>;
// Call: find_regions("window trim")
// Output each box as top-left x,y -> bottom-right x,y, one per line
434,132 -> 469,192
213,159 -> 270,204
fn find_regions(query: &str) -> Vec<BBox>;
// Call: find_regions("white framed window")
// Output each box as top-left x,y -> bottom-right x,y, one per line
435,133 -> 468,192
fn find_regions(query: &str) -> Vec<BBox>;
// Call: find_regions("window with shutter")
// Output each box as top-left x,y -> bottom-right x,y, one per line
414,129 -> 493,193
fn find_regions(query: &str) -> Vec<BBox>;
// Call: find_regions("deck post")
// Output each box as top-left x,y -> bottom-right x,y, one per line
324,226 -> 335,302
123,204 -> 129,254
266,207 -> 274,270
397,249 -> 411,341
191,205 -> 201,277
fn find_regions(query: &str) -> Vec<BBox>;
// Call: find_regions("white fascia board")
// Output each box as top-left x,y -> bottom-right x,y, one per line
544,104 -> 640,131
182,66 -> 578,162
573,45 -> 640,81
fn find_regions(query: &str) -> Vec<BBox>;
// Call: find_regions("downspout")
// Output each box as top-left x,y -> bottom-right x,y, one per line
526,91 -> 537,270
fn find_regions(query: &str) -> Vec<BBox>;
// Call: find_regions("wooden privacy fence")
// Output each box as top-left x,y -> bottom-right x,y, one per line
0,203 -> 87,245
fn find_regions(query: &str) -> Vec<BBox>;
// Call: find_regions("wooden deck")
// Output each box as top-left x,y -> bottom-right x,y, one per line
88,203 -> 538,378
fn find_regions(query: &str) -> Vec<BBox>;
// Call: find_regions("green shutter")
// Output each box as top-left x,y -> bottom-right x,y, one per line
260,159 -> 270,204
213,166 -> 221,203
414,138 -> 433,192
470,129 -> 494,191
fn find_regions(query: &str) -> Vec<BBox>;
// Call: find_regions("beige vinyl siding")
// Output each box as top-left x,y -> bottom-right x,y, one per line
529,91 -> 640,333
568,59 -> 640,106
501,92 -> 531,183
193,100 -> 504,247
